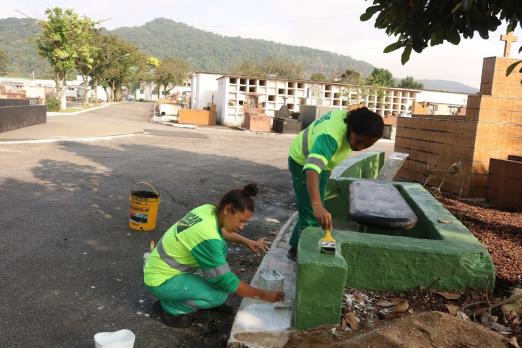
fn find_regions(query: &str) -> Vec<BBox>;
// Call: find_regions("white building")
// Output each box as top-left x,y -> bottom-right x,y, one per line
190,72 -> 470,127
135,81 -> 191,102
0,76 -> 109,102
191,72 -> 221,109
216,75 -> 423,126
414,90 -> 469,115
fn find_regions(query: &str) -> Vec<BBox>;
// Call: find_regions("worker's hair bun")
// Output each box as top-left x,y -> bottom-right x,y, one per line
243,183 -> 258,198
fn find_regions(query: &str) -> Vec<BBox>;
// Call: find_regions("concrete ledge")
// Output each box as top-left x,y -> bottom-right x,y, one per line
228,213 -> 297,348
295,230 -> 347,329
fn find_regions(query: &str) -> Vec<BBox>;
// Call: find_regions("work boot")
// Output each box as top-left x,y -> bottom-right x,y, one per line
153,301 -> 193,328
287,246 -> 297,262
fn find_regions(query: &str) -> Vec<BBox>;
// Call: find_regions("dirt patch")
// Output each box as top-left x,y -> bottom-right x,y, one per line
285,311 -> 512,348
438,197 -> 522,285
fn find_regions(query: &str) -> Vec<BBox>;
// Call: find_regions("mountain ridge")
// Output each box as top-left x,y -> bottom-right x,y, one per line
0,17 -> 477,94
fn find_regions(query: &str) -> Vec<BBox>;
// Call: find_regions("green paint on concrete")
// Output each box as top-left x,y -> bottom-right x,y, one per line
294,152 -> 495,330
294,229 -> 347,330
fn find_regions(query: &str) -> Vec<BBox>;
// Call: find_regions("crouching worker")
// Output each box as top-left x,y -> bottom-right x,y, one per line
144,183 -> 285,327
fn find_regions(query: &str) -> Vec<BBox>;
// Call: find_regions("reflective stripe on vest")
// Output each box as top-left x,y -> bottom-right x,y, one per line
156,237 -> 200,273
305,156 -> 326,170
204,263 -> 231,279
302,127 -> 310,157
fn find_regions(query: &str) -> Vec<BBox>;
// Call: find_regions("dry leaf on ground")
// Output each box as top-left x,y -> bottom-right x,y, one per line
390,297 -> 403,305
436,291 -> 462,300
480,313 -> 512,335
509,336 -> 520,348
340,318 -> 347,331
393,300 -> 409,313
376,300 -> 393,308
345,312 -> 360,331
353,293 -> 365,304
446,304 -> 460,315
457,311 -> 470,321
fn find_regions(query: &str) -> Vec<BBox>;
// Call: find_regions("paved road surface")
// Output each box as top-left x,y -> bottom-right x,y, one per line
0,102 -> 393,347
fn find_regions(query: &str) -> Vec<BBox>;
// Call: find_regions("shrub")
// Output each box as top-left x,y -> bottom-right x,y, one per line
46,97 -> 60,111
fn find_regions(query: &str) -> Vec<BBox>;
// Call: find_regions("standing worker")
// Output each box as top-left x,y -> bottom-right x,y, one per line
144,183 -> 285,328
287,107 -> 384,261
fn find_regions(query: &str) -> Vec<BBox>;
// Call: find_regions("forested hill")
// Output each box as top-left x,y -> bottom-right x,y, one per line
0,17 -> 373,79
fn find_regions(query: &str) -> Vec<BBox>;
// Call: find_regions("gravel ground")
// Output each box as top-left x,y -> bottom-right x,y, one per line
438,197 -> 522,285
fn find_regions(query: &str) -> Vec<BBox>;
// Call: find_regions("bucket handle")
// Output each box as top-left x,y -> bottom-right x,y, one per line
132,181 -> 160,197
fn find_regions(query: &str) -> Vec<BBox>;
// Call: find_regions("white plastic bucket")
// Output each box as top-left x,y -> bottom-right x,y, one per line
94,329 -> 135,348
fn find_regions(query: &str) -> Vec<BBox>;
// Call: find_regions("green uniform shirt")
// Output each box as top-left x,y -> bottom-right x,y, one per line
289,109 -> 352,173
143,204 -> 240,293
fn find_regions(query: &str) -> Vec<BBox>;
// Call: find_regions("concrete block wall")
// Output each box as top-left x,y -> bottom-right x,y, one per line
395,116 -> 478,196
0,104 -> 47,133
487,157 -> 522,210
178,108 -> 216,126
396,56 -> 522,197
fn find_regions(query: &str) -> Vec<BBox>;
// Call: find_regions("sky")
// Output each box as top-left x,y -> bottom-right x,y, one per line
2,0 -> 521,88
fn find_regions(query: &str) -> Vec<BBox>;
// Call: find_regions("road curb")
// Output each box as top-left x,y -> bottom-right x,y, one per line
47,102 -> 120,116
0,131 -> 143,145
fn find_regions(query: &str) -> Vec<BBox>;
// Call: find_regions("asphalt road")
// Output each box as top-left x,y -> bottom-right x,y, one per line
0,102 -> 393,347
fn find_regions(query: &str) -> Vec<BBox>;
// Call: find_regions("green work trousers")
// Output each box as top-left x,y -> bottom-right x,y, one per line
147,273 -> 228,316
288,157 -> 330,248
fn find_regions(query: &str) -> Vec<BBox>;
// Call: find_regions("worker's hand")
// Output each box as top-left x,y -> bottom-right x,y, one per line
312,203 -> 332,230
246,238 -> 270,256
262,290 -> 285,303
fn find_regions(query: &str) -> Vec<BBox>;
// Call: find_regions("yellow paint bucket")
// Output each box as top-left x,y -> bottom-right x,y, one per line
128,182 -> 160,231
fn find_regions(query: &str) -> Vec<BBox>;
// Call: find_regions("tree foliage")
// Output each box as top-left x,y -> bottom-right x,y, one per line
2,17 -> 374,80
366,68 -> 394,87
338,69 -> 361,84
398,76 -> 423,89
37,8 -> 97,110
310,72 -> 327,81
0,49 -> 7,75
90,33 -> 145,101
154,57 -> 190,98
361,0 -> 522,64
37,8 -> 96,80
233,56 -> 304,79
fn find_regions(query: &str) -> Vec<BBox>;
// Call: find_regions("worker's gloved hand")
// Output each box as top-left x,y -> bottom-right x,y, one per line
247,238 -> 270,256
312,203 -> 332,230
262,290 -> 285,303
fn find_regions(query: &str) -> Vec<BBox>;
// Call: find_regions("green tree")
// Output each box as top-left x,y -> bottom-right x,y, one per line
360,1 -> 522,64
0,49 -> 8,75
154,57 -> 190,99
338,69 -> 361,84
366,68 -> 394,87
232,56 -> 304,80
310,72 -> 327,81
74,22 -> 98,104
90,33 -> 144,101
37,8 -> 95,111
398,76 -> 423,89
264,56 -> 304,79
232,59 -> 265,77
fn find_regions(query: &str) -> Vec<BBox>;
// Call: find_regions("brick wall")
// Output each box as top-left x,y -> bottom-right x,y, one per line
487,158 -> 522,210
395,116 -> 477,196
178,107 -> 216,126
396,56 -> 522,197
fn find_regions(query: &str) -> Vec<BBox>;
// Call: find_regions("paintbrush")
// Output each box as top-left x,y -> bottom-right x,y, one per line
319,228 -> 336,253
